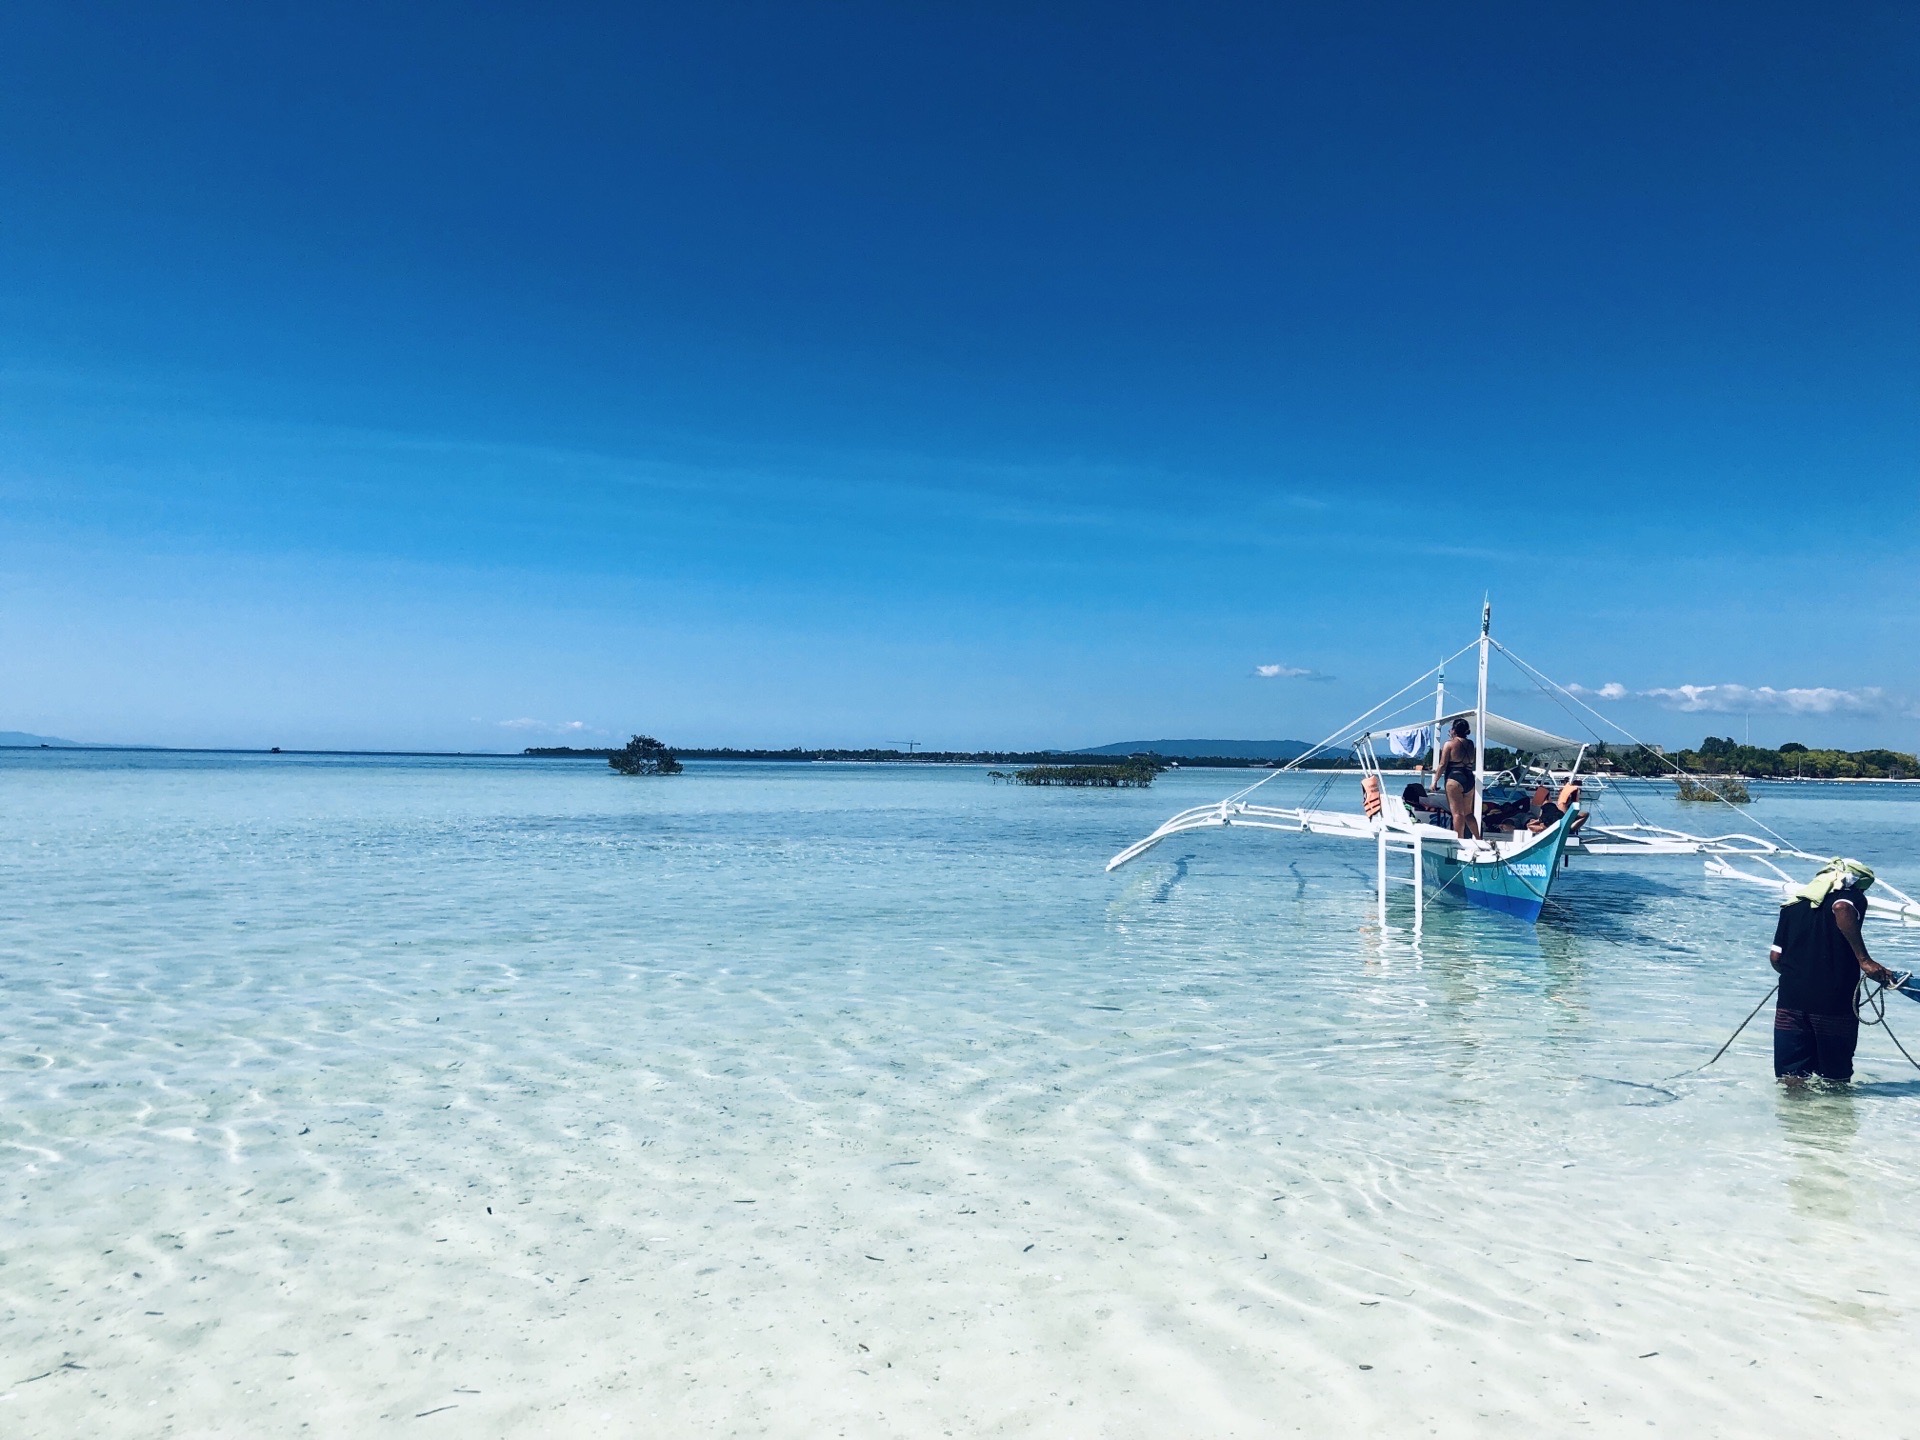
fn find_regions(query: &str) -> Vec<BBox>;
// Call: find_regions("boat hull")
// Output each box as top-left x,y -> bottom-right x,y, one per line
1426,811 -> 1575,923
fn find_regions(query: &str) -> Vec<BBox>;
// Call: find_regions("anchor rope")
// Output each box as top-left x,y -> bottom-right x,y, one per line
1669,974 -> 1920,1082
1665,984 -> 1777,1080
1855,975 -> 1920,1073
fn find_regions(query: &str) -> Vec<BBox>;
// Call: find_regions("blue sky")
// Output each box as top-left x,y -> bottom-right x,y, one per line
2,2 -> 1916,751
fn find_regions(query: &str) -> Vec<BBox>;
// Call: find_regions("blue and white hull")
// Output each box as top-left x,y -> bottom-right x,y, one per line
1425,809 -> 1576,922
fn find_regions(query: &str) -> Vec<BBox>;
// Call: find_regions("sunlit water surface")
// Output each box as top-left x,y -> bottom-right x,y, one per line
4,753 -> 1920,1437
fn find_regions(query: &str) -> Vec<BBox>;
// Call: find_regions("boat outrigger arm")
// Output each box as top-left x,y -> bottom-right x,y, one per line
1106,604 -> 1920,929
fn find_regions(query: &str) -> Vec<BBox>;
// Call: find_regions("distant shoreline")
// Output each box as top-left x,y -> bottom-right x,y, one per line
1374,767 -> 1920,786
6,744 -> 1920,784
0,743 -> 519,759
0,743 -> 1288,769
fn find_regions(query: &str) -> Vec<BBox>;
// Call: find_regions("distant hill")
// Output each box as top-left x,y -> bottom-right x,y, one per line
1074,738 -> 1314,761
0,730 -> 83,747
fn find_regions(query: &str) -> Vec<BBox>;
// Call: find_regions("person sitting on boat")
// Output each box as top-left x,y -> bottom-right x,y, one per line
1436,718 -> 1480,839
1400,782 -> 1453,827
1524,783 -> 1589,835
1770,859 -> 1896,1084
1482,796 -> 1532,833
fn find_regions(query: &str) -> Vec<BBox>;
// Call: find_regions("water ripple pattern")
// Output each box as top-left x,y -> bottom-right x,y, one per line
3,752 -> 1919,1435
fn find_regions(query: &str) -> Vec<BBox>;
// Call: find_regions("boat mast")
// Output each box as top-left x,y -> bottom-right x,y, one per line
1474,597 -> 1490,833
1430,663 -> 1446,788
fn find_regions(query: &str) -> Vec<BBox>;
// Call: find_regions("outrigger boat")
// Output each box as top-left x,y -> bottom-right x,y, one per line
1107,603 -> 1920,932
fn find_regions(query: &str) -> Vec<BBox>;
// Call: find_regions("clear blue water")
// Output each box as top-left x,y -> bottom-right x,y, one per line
4,752 -> 1919,1435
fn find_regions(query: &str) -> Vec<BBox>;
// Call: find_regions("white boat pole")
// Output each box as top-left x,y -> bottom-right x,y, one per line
1475,598 -> 1490,834
1430,665 -> 1446,789
1377,824 -> 1388,927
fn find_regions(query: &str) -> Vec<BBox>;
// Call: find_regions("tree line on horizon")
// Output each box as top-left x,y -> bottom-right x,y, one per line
527,743 -> 1286,767
533,734 -> 1920,781
1586,736 -> 1918,780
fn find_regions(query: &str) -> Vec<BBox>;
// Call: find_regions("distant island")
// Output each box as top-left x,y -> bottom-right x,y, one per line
524,743 -> 1315,768
0,730 -> 84,747
527,734 -> 1920,781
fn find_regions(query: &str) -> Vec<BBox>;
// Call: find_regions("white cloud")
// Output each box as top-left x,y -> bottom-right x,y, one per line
1256,663 -> 1334,681
1570,682 -> 1888,716
497,718 -> 596,733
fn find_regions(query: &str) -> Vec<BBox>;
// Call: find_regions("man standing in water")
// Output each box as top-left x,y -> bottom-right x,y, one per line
1771,859 -> 1896,1082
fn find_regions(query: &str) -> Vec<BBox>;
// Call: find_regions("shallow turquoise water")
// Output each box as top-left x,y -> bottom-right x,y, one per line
4,753 -> 1919,1435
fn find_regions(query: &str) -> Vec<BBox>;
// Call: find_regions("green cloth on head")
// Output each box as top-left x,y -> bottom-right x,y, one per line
1785,857 -> 1876,908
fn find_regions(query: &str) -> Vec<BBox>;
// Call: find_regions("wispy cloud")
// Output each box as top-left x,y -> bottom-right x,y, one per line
1256,663 -> 1335,681
497,717 -> 599,734
1570,682 -> 1889,716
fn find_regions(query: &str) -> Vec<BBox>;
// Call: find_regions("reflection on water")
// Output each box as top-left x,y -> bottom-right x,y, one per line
3,755 -> 1919,1436
1776,1083 -> 1861,1222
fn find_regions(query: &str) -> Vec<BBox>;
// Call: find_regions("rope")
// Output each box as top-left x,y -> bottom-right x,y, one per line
1300,773 -> 1337,813
1222,638 -> 1481,806
1491,639 -> 1805,853
1666,975 -> 1920,1085
1856,975 -> 1920,1073
1665,984 -> 1777,1080
1467,637 -> 1666,827
1880,1011 -> 1920,1072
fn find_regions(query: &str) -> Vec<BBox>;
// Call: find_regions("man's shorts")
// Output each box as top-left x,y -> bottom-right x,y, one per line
1773,1006 -> 1858,1081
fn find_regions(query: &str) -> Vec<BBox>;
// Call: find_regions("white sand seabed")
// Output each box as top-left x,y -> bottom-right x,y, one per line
4,754 -> 1919,1435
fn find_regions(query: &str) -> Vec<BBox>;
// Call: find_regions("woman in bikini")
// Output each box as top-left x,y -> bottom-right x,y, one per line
1437,717 -> 1480,839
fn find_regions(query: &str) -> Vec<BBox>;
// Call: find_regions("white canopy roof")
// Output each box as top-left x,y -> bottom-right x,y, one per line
1438,709 -> 1584,757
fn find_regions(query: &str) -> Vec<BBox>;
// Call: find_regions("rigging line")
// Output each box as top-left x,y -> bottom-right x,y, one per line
1425,861 -> 1467,902
1277,638 -> 1478,763
1223,639 -> 1481,804
1600,776 -> 1656,829
1491,639 -> 1803,853
1478,643 -> 1655,825
1356,693 -> 1454,740
1504,654 -> 1655,825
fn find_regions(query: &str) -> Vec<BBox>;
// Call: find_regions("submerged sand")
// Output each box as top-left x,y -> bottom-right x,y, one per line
5,754 -> 1918,1435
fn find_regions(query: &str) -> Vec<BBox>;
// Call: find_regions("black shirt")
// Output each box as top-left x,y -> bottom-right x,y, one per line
1772,889 -> 1869,1016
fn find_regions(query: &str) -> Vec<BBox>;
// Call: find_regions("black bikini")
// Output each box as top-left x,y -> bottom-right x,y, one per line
1442,741 -> 1476,790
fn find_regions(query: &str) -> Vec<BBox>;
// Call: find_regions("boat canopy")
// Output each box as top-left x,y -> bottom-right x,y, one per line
1373,711 -> 1583,761
1438,709 -> 1583,758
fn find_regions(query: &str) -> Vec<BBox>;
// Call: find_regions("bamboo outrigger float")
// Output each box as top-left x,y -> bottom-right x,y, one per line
1107,603 -> 1920,932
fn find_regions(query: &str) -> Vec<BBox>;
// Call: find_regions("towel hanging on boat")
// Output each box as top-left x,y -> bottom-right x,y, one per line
1384,724 -> 1433,759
